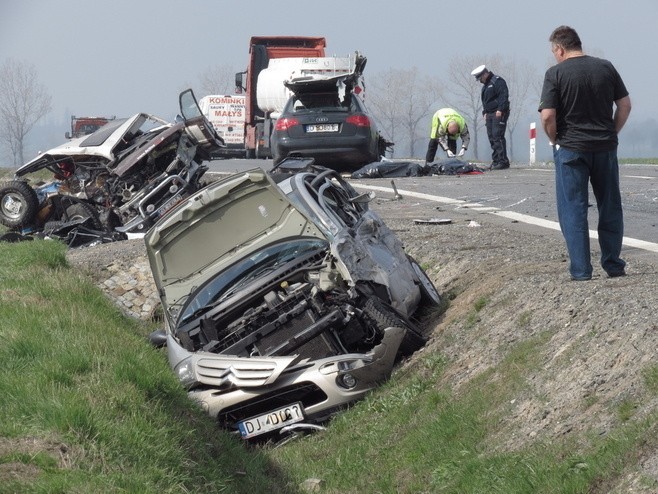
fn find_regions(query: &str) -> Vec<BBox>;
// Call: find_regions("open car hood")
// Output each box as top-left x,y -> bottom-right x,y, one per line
145,169 -> 326,314
283,52 -> 367,97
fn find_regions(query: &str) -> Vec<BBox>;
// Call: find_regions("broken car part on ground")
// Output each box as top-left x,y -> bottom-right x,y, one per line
0,90 -> 224,247
146,158 -> 441,441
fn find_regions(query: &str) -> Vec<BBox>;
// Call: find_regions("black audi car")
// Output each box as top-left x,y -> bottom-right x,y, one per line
271,64 -> 392,172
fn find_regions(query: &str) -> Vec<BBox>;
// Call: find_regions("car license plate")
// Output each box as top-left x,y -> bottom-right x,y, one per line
156,193 -> 183,217
237,402 -> 305,439
305,123 -> 339,133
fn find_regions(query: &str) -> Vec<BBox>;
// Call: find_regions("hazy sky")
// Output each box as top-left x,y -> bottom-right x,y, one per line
1,0 -> 656,129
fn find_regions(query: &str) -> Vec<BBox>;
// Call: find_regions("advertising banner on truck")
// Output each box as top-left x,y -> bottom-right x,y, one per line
199,95 -> 246,146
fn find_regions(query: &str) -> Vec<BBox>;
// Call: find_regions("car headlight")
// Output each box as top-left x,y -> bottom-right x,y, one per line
174,357 -> 198,389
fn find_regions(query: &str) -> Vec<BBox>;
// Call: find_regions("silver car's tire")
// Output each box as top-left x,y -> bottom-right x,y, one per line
0,180 -> 39,229
408,256 -> 441,307
363,297 -> 426,356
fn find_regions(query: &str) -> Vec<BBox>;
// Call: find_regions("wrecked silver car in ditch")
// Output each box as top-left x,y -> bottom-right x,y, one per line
0,90 -> 223,246
145,160 -> 441,440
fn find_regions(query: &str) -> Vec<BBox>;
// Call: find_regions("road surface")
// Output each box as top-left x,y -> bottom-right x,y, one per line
206,159 -> 658,260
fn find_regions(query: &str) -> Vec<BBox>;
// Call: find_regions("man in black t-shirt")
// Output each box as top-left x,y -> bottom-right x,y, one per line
538,25 -> 631,281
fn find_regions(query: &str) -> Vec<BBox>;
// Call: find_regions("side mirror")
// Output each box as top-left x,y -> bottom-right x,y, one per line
148,329 -> 167,348
65,132 -> 71,139
235,71 -> 245,93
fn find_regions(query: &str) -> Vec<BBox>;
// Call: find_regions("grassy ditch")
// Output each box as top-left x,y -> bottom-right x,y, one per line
270,341 -> 658,493
2,240 -> 658,493
0,240 -> 292,493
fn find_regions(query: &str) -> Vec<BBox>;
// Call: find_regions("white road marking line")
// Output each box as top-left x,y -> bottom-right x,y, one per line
353,183 -> 658,254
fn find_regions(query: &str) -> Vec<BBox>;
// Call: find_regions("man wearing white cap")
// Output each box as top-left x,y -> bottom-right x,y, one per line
471,65 -> 511,170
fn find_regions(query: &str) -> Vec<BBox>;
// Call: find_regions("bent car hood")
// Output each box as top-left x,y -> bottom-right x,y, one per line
145,169 -> 326,314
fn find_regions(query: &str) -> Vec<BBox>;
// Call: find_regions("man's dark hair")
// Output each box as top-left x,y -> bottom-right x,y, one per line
549,25 -> 582,51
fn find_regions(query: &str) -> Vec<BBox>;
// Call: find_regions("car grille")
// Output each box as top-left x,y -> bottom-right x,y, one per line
195,357 -> 292,387
217,381 -> 328,428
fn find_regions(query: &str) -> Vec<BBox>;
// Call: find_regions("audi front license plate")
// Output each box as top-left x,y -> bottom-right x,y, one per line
305,123 -> 339,133
238,402 -> 305,439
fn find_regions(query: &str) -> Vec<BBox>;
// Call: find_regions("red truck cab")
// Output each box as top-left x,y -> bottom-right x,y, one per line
65,116 -> 115,139
235,36 -> 326,158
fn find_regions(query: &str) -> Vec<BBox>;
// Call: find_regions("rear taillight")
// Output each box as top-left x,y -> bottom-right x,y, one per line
275,117 -> 300,131
345,115 -> 370,127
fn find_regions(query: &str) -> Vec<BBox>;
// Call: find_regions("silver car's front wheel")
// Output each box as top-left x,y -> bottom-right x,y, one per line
363,297 -> 426,356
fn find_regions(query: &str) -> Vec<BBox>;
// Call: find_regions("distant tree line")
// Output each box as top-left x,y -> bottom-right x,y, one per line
1,56 -> 656,168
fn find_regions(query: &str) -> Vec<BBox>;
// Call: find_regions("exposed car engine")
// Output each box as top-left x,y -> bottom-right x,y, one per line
175,247 -> 392,362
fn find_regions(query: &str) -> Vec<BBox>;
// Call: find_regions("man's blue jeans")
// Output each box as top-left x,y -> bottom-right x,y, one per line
553,146 -> 625,280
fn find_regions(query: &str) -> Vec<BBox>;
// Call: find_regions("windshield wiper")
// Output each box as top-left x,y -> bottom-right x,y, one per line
179,304 -> 214,324
180,265 -> 278,325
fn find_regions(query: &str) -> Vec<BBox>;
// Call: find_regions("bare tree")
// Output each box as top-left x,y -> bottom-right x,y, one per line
367,67 -> 443,158
366,69 -> 405,156
446,54 -> 540,162
495,58 -> 539,160
0,59 -> 52,166
444,55 -> 489,160
198,64 -> 237,96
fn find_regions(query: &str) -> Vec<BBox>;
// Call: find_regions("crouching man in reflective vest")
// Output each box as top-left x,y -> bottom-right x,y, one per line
425,108 -> 471,164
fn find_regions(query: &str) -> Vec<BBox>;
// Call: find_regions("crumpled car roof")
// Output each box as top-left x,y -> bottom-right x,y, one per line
15,113 -> 170,175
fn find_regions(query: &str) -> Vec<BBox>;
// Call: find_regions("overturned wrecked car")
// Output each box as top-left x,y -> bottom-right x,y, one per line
145,158 -> 441,441
0,90 -> 224,246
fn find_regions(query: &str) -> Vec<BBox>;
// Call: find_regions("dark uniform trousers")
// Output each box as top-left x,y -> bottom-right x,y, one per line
485,112 -> 510,166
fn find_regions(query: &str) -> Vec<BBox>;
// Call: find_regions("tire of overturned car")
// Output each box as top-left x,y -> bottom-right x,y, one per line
408,256 -> 442,307
0,180 -> 39,229
363,297 -> 427,356
64,202 -> 103,230
42,201 -> 104,234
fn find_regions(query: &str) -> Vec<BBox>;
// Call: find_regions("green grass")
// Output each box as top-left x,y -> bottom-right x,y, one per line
271,331 -> 655,493
0,240 -> 293,493
2,239 -> 658,493
642,365 -> 658,395
619,158 -> 658,165
464,295 -> 489,329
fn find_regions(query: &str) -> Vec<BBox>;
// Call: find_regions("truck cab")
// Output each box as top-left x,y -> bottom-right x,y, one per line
65,116 -> 115,139
236,36 -> 326,159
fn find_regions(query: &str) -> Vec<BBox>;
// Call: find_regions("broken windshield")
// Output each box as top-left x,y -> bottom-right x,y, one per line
288,92 -> 359,114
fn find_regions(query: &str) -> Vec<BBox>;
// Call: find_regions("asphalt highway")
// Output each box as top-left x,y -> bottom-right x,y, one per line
207,159 -> 658,260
